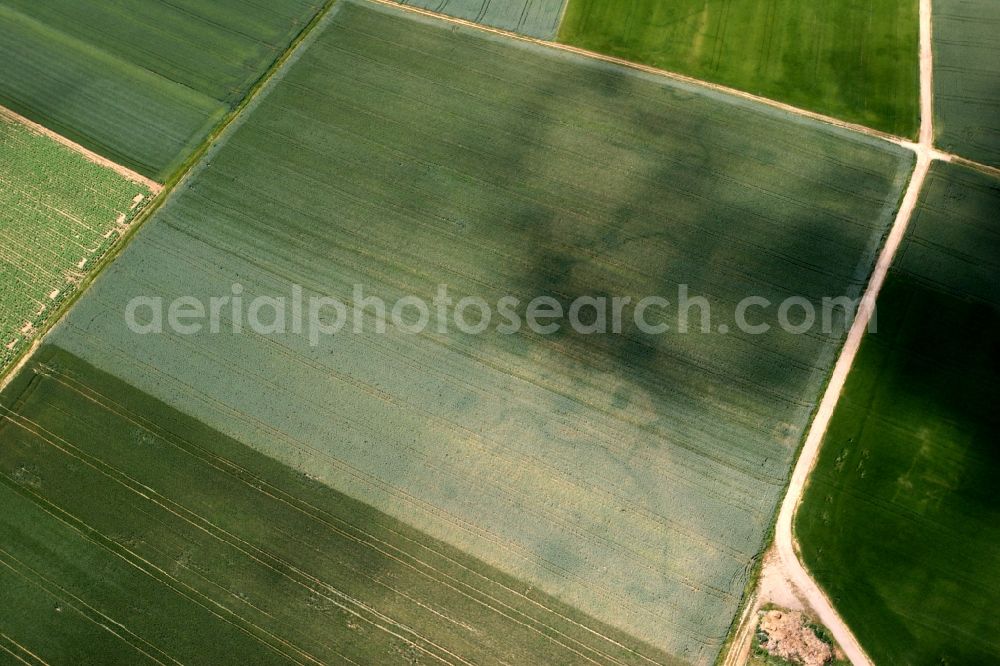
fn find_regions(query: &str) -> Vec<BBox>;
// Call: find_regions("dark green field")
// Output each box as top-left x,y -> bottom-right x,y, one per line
393,0 -> 566,38
26,2 -> 915,661
934,0 -> 1000,166
0,347 -> 671,665
558,0 -> 919,138
796,162 -> 1000,663
0,0 -> 325,180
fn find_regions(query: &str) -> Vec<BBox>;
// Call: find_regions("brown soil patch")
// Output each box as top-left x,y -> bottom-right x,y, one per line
757,609 -> 841,666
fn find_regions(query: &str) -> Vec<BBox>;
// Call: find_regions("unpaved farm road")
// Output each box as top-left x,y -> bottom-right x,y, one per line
770,152 -> 930,666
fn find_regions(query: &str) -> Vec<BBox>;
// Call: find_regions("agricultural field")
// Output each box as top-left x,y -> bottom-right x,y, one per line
10,1 -> 917,662
558,0 -> 920,138
934,0 -> 1000,167
0,0 -> 326,181
393,0 -> 566,38
0,117 -> 150,375
0,346 -> 669,665
795,162 -> 1000,663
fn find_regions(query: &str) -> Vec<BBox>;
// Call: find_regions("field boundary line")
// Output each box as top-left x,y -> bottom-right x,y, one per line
948,153 -> 1000,179
552,0 -> 571,40
0,106 -> 162,194
42,364 -> 660,666
0,340 -> 39,394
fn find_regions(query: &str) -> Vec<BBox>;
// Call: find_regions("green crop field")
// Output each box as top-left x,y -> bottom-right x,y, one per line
0,0 -> 325,181
0,118 -> 150,374
558,0 -> 919,138
2,0 -> 914,662
393,0 -> 566,38
796,162 -> 1000,663
934,0 -> 1000,167
0,347 -> 670,665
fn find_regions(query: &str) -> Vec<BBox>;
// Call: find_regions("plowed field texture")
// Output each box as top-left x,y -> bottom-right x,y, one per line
934,0 -> 1000,167
0,118 -> 150,374
0,0 -> 327,181
392,0 -> 566,38
795,162 -> 1000,663
0,1 -> 914,663
558,0 -> 919,138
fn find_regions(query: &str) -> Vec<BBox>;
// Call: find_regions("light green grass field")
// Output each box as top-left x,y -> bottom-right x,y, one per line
30,2 -> 914,661
0,118 -> 150,374
558,0 -> 919,138
0,0 -> 325,180
796,162 -> 1000,663
934,0 -> 1000,166
393,0 -> 566,38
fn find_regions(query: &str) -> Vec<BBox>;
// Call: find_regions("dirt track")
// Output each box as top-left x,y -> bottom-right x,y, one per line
370,3 -> 946,664
771,152 -> 930,666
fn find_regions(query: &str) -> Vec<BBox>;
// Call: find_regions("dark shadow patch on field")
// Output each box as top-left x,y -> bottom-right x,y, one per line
797,276 -> 1000,662
442,60 -> 890,464
874,278 -> 1000,512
